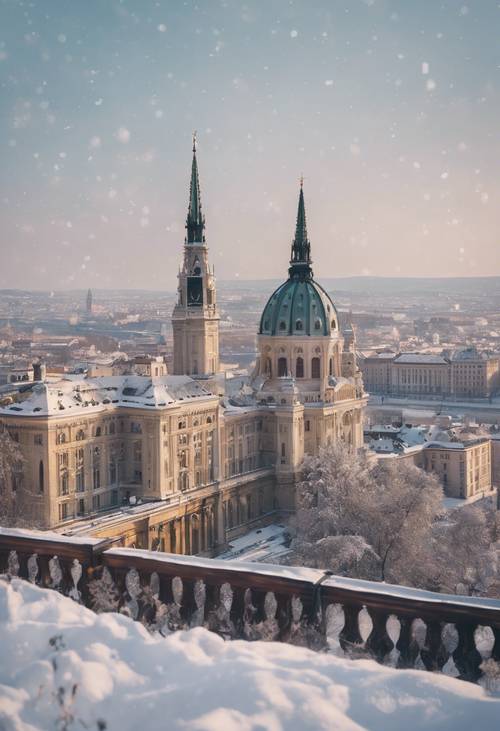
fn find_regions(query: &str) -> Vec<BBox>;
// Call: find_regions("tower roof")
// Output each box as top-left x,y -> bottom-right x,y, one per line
259,181 -> 338,337
186,133 -> 205,244
289,180 -> 312,280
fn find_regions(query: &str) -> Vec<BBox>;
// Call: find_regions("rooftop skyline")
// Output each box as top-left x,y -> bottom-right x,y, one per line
1,0 -> 499,290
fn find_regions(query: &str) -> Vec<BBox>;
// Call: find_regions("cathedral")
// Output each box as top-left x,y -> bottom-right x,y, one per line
0,140 -> 366,553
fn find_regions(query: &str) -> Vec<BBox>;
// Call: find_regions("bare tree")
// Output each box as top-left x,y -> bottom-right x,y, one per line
0,420 -> 42,528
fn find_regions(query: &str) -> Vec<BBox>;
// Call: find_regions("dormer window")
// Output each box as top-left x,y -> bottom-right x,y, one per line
279,321 -> 286,331
314,319 -> 321,330
295,319 -> 303,330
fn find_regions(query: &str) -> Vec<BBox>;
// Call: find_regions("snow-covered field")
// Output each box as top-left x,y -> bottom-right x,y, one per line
1,579 -> 499,731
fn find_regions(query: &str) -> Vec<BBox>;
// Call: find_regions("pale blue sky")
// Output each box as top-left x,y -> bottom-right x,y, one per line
1,0 -> 499,289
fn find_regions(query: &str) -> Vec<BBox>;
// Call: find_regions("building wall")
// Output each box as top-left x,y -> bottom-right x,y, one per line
423,440 -> 492,498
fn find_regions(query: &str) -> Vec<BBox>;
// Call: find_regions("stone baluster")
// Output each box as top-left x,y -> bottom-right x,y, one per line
339,603 -> 364,655
420,620 -> 448,672
396,617 -> 420,669
453,622 -> 483,683
365,608 -> 394,662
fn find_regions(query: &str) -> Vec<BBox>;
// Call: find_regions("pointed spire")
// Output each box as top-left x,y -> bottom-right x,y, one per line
289,178 -> 312,280
186,132 -> 205,244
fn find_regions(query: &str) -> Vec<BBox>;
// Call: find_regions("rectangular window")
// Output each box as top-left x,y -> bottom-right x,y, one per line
59,503 -> 69,521
34,434 -> 43,445
92,494 -> 100,511
77,498 -> 85,516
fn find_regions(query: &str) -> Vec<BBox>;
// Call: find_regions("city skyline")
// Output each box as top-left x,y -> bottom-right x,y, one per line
1,0 -> 499,290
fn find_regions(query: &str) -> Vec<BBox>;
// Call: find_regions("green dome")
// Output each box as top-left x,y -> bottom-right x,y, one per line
259,277 -> 338,336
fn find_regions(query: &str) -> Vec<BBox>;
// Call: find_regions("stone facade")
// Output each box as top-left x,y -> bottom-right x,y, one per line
361,348 -> 499,399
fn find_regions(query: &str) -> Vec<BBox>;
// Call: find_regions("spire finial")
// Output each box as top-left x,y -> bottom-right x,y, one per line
288,180 -> 312,280
186,134 -> 205,244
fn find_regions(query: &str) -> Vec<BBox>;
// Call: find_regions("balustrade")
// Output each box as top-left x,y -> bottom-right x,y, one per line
1,528 -> 499,684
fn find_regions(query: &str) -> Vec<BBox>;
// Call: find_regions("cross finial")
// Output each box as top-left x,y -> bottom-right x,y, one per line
192,130 -> 197,153
300,173 -> 304,189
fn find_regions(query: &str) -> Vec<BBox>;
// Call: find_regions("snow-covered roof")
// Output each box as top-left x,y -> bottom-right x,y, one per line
0,374 -> 215,418
394,353 -> 449,365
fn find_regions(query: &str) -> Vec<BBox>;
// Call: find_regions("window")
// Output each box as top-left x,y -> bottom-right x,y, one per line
77,498 -> 85,516
109,421 -> 115,435
279,320 -> 286,331
38,461 -> 44,493
264,358 -> 272,376
94,426 -> 102,438
111,489 -> 118,506
281,443 -> 286,464
305,420 -> 310,432
329,357 -> 334,376
130,422 -> 142,434
278,357 -> 287,377
296,357 -> 304,378
59,503 -> 69,521
60,472 -> 69,496
56,433 -> 66,445
311,357 -> 320,378
109,461 -> 117,485
92,494 -> 100,511
34,434 -> 43,446
295,319 -> 303,330
314,319 -> 321,331
76,470 -> 84,493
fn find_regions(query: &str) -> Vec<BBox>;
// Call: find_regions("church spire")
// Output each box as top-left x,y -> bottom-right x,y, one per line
289,178 -> 312,280
186,132 -> 205,244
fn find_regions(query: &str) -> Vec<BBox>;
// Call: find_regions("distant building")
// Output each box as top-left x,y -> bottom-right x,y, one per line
365,423 -> 493,499
86,289 -> 93,315
360,347 -> 499,399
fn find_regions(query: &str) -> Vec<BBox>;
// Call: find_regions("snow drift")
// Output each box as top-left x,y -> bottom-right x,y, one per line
0,578 -> 499,731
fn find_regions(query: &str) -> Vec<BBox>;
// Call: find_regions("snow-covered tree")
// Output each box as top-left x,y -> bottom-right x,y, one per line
291,443 -> 499,597
0,421 -> 27,526
433,505 -> 499,597
291,443 -> 442,587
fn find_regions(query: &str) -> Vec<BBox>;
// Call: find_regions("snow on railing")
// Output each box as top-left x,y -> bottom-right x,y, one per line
0,528 -> 499,683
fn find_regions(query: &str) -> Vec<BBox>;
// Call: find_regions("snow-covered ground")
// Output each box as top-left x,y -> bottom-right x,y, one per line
1,578 -> 500,731
218,523 -> 291,562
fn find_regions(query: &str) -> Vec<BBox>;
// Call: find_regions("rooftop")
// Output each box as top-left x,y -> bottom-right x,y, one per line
0,374 -> 215,418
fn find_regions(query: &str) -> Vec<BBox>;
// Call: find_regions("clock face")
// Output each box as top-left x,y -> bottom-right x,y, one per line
187,276 -> 203,306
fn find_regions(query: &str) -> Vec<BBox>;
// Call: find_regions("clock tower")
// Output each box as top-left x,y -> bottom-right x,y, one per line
172,136 -> 220,377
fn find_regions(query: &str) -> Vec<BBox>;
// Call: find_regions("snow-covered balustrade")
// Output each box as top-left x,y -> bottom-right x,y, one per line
0,527 -> 113,605
1,529 -> 499,684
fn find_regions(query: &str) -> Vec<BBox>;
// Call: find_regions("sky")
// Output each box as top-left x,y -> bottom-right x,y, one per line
0,0 -> 499,291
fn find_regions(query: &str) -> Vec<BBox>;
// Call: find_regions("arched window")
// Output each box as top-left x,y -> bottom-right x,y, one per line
329,357 -> 334,376
279,320 -> 286,331
311,357 -> 320,379
94,426 -> 102,438
296,357 -> 304,378
314,319 -> 322,331
295,319 -> 303,331
38,460 -> 44,493
331,319 -> 336,329
76,429 -> 85,441
56,433 -> 66,445
278,357 -> 287,377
